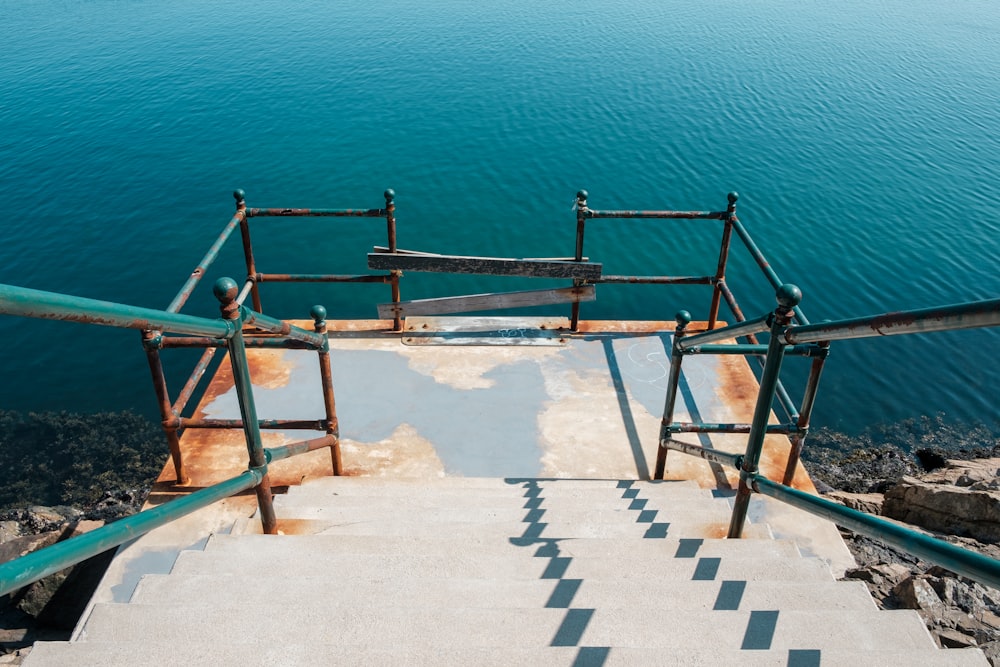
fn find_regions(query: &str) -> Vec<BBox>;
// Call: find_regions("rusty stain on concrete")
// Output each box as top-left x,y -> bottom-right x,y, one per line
339,424 -> 446,478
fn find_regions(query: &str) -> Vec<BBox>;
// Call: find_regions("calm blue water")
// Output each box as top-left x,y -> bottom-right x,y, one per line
1,0 -> 998,435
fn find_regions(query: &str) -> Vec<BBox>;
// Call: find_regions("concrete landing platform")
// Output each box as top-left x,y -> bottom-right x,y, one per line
166,318 -> 816,487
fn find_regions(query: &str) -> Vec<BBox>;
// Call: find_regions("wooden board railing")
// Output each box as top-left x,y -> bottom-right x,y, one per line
377,286 -> 596,319
368,252 -> 602,280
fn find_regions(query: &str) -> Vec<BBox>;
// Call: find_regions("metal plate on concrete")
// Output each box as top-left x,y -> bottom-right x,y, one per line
400,316 -> 571,346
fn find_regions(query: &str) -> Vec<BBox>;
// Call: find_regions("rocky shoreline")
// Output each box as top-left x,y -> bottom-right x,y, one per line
806,440 -> 1000,664
0,490 -> 146,663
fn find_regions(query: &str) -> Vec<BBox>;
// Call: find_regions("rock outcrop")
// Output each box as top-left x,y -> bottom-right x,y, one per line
883,459 -> 1000,543
828,456 -> 1000,661
0,490 -> 144,661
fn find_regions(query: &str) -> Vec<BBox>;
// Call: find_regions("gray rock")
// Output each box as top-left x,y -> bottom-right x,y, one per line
0,522 -> 21,545
12,519 -> 108,626
825,490 -> 884,515
922,458 -> 1000,487
882,476 -> 1000,543
938,627 -> 979,649
0,532 -> 61,566
892,576 -> 946,616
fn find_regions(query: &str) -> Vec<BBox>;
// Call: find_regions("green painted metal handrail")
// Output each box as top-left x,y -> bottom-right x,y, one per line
675,314 -> 771,350
166,208 -> 245,314
0,283 -> 234,338
752,475 -> 1000,590
0,468 -> 263,598
785,298 -> 1000,344
242,307 -> 325,349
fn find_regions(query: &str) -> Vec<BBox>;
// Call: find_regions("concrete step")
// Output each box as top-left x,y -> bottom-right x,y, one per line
581,608 -> 938,651
201,533 -> 803,559
264,504 -> 736,526
247,516 -> 771,540
276,489 -> 719,509
132,572 -> 875,611
76,605 -> 935,652
25,642 -> 990,667
291,477 -> 707,493
170,548 -> 832,582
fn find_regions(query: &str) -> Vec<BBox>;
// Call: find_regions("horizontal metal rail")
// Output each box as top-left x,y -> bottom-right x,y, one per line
256,273 -> 392,284
241,308 -> 325,348
266,434 -> 338,463
682,343 -> 822,357
160,336 -> 321,350
0,284 -> 233,339
597,275 -> 715,285
676,314 -> 772,350
0,468 -> 263,598
659,439 -> 743,469
247,207 -> 387,218
668,422 -> 801,435
785,298 -> 1000,344
753,475 -> 1000,590
583,209 -> 726,220
178,418 -> 327,430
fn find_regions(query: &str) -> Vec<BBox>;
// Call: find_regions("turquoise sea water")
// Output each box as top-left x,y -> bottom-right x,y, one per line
1,0 -> 997,435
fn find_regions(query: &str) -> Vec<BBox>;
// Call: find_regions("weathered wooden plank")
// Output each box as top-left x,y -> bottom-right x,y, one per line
377,286 -> 596,319
372,247 -> 589,262
367,253 -> 602,279
371,246 -> 444,257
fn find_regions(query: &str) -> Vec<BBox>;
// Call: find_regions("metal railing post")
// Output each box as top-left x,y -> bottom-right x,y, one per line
570,189 -> 588,331
141,330 -> 189,485
782,339 -> 829,485
234,190 -> 263,314
311,305 -> 342,475
384,189 -> 402,331
728,284 -> 801,538
214,277 -> 277,534
708,192 -> 737,330
654,310 -> 692,480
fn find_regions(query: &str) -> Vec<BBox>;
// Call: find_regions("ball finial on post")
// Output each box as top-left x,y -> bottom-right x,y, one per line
233,189 -> 246,209
213,277 -> 241,320
675,310 -> 692,331
726,191 -> 738,215
576,190 -> 588,204
775,283 -> 802,310
384,188 -> 395,204
311,304 -> 328,334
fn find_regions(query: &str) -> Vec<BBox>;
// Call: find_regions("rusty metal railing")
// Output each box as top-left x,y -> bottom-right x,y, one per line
143,189 -> 393,483
657,285 -> 1000,589
577,190 -> 821,481
240,188 -> 401,328
0,277 -> 343,535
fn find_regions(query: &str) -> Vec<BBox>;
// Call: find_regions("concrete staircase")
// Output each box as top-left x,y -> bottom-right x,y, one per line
25,477 -> 987,666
